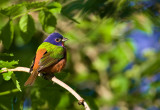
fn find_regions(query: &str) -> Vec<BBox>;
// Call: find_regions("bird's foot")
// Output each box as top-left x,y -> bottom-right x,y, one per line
40,73 -> 55,80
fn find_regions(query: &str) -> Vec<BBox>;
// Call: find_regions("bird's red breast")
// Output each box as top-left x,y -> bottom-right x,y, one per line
40,58 -> 66,73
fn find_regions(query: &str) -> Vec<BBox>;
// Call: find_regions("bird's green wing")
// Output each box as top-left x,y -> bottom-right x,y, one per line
38,45 -> 65,72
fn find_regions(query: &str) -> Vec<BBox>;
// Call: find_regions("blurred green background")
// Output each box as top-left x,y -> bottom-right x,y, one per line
0,0 -> 160,110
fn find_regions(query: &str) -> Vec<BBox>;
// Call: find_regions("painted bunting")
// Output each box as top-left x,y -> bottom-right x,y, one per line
24,32 -> 68,86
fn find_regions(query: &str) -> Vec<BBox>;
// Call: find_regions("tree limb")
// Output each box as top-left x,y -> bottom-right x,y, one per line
0,67 -> 91,110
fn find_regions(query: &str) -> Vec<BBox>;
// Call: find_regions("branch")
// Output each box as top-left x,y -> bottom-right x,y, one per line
1,67 -> 91,110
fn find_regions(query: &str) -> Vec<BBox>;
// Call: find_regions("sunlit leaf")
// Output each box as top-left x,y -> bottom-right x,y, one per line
0,60 -> 18,68
0,4 -> 25,17
24,1 -> 47,10
19,14 -> 29,33
2,71 -> 13,81
1,20 -> 14,49
11,73 -> 21,91
19,14 -> 35,43
46,2 -> 62,14
0,1 -> 47,16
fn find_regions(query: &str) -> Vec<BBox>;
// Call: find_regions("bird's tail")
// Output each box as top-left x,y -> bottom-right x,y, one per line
24,70 -> 39,86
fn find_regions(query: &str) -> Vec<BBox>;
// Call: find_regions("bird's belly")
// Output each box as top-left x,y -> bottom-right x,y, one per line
40,58 -> 66,74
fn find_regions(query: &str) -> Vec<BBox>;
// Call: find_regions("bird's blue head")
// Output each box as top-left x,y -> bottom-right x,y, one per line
44,32 -> 68,46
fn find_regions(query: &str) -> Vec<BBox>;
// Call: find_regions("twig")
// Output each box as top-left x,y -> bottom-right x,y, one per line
0,67 -> 91,110
52,77 -> 90,110
1,67 -> 30,73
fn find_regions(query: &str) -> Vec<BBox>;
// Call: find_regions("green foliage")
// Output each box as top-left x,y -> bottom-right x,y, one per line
1,70 -> 21,91
39,10 -> 57,34
2,71 -> 13,81
0,86 -> 23,110
19,14 -> 35,43
110,75 -> 129,95
132,14 -> 152,34
0,20 -> 14,49
0,1 -> 62,49
23,1 -> 47,10
31,88 -> 61,109
0,59 -> 21,92
0,60 -> 18,68
0,4 -> 25,17
46,2 -> 62,14
0,1 -> 47,17
11,73 -> 21,91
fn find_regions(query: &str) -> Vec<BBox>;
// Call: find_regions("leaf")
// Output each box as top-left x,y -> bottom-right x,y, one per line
11,73 -> 22,91
19,14 -> 35,43
61,12 -> 80,24
19,14 -> 29,33
133,14 -> 152,34
61,0 -> 83,17
39,10 -> 45,25
24,1 -> 47,10
2,71 -> 13,81
0,4 -> 25,17
46,2 -> 62,14
0,60 -> 18,68
1,20 -> 14,49
39,10 -> 57,34
2,70 -> 22,92
0,1 -> 48,17
61,0 -> 81,23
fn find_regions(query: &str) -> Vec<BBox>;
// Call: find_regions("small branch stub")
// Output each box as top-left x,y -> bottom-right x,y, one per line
0,67 -> 91,110
78,98 -> 85,105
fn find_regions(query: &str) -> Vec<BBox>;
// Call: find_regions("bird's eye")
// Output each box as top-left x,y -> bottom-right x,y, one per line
55,38 -> 61,42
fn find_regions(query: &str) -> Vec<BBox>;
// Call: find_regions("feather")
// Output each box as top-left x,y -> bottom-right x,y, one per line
37,46 -> 65,72
24,70 -> 39,86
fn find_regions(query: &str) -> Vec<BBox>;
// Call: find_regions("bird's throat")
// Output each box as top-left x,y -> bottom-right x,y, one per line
62,42 -> 64,46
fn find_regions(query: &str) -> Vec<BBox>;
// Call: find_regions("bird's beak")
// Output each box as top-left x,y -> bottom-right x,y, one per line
62,37 -> 68,42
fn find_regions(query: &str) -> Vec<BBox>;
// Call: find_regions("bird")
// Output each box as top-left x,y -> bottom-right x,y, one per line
24,32 -> 68,86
